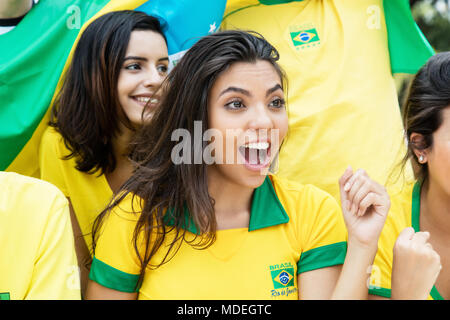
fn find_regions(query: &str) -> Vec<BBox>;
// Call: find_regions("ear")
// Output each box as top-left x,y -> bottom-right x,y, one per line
409,133 -> 428,163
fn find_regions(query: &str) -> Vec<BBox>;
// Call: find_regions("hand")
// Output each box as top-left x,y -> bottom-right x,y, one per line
391,227 -> 441,300
339,166 -> 390,248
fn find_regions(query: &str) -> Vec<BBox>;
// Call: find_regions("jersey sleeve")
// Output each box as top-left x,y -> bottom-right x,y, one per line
89,196 -> 142,293
26,190 -> 81,300
296,185 -> 348,274
39,127 -> 69,196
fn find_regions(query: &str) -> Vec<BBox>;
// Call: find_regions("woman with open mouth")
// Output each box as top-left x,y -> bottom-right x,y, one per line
86,30 -> 390,300
38,10 -> 169,296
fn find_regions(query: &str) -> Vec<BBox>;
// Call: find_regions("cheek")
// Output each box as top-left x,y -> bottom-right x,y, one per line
274,111 -> 289,142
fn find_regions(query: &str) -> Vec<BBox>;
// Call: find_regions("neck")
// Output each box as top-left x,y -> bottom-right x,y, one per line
112,124 -> 134,164
421,178 -> 450,236
0,0 -> 32,19
207,168 -> 254,230
105,124 -> 135,193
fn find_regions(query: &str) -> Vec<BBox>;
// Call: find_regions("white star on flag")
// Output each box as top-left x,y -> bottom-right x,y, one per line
209,22 -> 217,34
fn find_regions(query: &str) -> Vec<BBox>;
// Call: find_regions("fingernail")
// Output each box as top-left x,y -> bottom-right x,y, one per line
344,183 -> 350,191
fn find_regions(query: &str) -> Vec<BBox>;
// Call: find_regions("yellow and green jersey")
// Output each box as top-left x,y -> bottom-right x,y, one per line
39,127 -> 114,252
369,181 -> 445,300
89,175 -> 348,299
0,172 -> 80,300
221,0 -> 433,201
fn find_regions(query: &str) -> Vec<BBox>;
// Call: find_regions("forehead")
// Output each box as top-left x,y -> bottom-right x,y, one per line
211,60 -> 282,93
125,30 -> 168,57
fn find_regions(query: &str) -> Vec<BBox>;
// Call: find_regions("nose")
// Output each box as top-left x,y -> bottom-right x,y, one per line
248,102 -> 274,131
142,66 -> 165,89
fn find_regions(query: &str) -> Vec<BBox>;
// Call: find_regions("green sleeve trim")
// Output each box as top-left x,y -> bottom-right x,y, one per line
0,292 -> 10,300
297,241 -> 347,274
369,286 -> 444,300
89,257 -> 140,293
368,286 -> 392,298
430,286 -> 444,300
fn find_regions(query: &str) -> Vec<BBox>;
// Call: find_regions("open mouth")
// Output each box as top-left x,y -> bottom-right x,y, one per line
238,141 -> 271,170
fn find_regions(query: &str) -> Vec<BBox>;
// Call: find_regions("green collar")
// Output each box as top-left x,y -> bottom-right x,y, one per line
411,181 -> 444,300
165,176 -> 289,234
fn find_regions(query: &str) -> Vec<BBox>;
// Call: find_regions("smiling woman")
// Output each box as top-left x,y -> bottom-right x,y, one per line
86,30 -> 391,300
38,10 -> 168,296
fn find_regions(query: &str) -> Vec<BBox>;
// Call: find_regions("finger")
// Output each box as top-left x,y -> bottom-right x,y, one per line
396,227 -> 415,243
357,192 -> 376,217
339,166 -> 353,191
343,168 -> 365,192
347,176 -> 367,204
349,178 -> 370,208
339,166 -> 353,210
412,231 -> 430,244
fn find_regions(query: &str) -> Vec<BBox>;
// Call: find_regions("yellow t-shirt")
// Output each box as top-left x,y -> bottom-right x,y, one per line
369,181 -> 444,300
39,127 -> 113,251
89,175 -> 348,299
0,172 -> 80,300
221,0 -> 412,201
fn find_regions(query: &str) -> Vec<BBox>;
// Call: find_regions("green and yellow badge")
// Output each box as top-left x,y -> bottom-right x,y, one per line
270,263 -> 295,289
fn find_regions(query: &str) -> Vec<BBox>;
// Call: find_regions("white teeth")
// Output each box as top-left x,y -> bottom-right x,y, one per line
136,97 -> 150,103
150,98 -> 159,104
244,142 -> 269,150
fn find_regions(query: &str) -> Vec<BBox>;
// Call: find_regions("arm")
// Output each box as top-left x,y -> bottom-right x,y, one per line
86,280 -> 137,300
331,167 -> 390,299
298,265 -> 341,299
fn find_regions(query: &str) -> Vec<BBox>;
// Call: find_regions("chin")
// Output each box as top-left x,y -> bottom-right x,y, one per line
240,172 -> 268,189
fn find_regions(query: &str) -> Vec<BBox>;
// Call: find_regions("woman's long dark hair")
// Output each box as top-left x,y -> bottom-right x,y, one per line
92,30 -> 286,288
402,51 -> 450,182
50,10 -> 166,174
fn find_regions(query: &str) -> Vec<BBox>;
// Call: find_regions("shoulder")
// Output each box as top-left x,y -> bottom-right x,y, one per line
0,171 -> 66,203
0,172 -> 68,223
40,126 -> 69,157
105,192 -> 143,225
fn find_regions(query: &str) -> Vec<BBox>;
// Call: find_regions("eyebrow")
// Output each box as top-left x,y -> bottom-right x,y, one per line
218,84 -> 283,98
123,56 -> 169,62
266,84 -> 283,97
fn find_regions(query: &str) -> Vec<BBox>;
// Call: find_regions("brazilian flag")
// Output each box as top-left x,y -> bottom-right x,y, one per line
0,0 -> 226,177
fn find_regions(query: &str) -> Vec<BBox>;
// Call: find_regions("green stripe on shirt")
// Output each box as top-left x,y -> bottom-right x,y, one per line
297,241 -> 347,274
89,257 -> 140,293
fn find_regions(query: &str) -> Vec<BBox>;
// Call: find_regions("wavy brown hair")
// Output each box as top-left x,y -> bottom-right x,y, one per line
92,30 -> 286,289
50,10 -> 166,174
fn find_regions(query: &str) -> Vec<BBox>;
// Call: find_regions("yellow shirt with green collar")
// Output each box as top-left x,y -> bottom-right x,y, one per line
89,175 -> 348,299
0,172 -> 80,300
369,181 -> 445,300
39,126 -> 114,252
221,0 -> 431,201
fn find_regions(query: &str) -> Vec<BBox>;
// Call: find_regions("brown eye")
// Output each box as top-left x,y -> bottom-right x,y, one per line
225,100 -> 245,110
125,63 -> 141,70
269,98 -> 285,109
